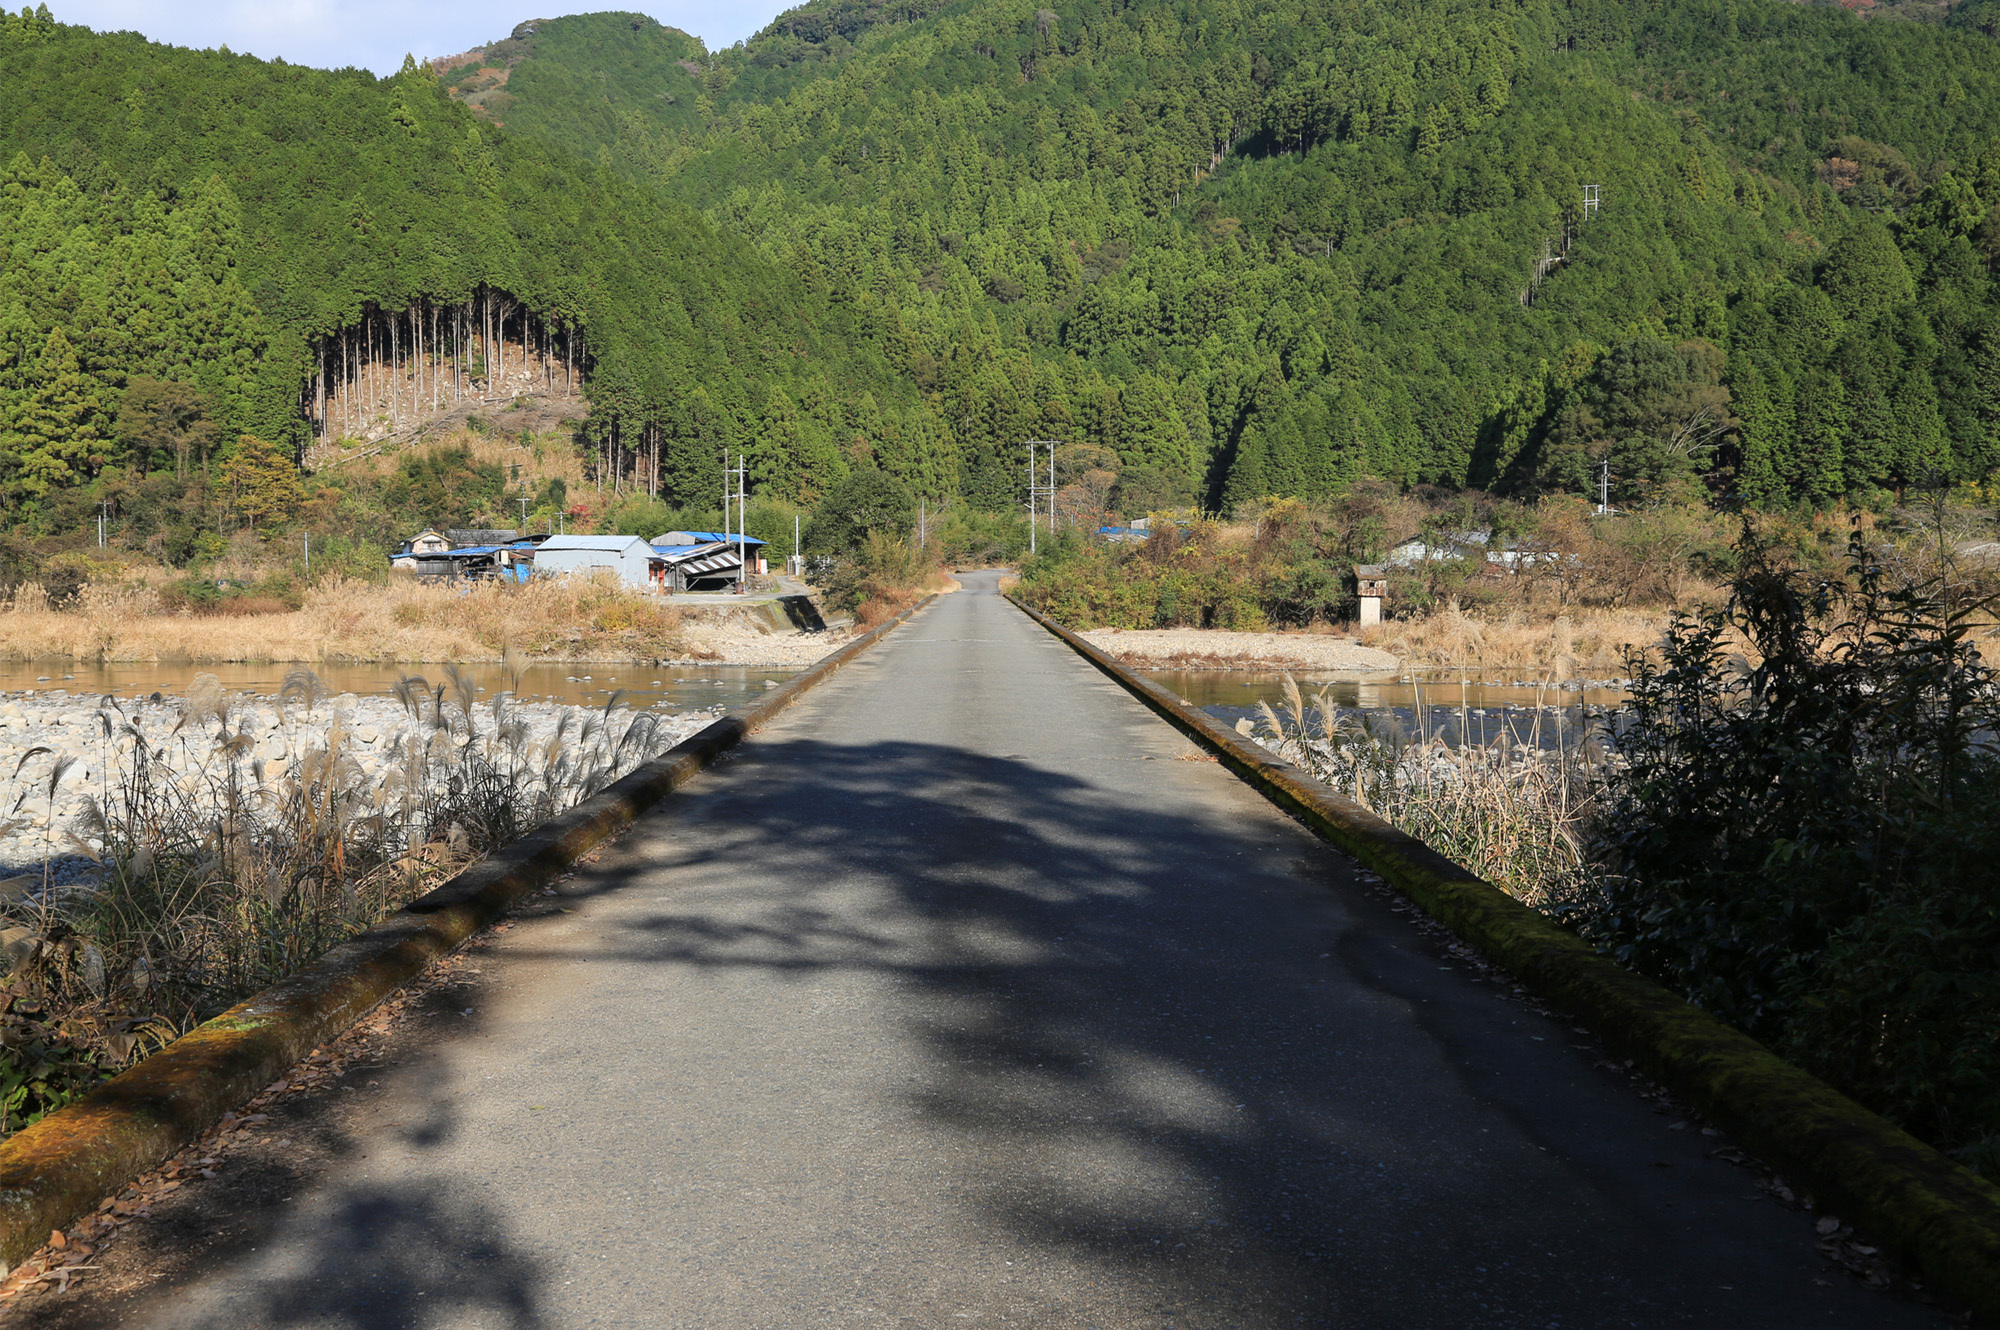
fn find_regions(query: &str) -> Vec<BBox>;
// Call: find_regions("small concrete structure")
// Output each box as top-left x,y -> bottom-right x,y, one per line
531,535 -> 656,589
1355,565 -> 1387,627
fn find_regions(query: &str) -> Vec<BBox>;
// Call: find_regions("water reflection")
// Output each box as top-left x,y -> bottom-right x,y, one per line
1144,670 -> 1633,751
0,660 -> 799,713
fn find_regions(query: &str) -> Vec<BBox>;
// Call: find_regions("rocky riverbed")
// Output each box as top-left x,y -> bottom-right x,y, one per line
0,687 -> 723,875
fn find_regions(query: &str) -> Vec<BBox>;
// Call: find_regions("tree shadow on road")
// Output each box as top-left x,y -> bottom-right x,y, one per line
543,735 -> 1940,1328
20,733 -> 1940,1329
543,736 -> 1572,1326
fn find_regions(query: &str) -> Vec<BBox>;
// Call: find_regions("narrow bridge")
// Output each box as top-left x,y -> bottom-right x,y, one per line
30,574 -> 1940,1328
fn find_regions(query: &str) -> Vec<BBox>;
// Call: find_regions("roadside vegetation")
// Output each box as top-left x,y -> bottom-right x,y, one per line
1253,505 -> 2000,1180
1013,482 -> 1753,672
0,664 -> 691,1136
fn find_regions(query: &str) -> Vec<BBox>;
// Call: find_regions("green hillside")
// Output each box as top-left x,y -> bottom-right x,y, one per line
469,0 -> 2000,512
4,0 -> 2000,524
0,5 -> 921,522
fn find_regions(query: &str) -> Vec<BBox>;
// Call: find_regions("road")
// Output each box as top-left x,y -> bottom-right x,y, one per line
19,572 -> 1941,1328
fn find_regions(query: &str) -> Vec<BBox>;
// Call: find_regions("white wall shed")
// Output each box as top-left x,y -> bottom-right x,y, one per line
530,535 -> 655,589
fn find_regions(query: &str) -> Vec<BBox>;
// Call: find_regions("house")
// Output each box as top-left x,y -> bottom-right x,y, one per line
530,535 -> 656,589
1385,529 -> 1543,571
651,541 -> 742,591
403,545 -> 511,580
1096,515 -> 1153,544
390,529 -> 452,569
446,528 -> 520,548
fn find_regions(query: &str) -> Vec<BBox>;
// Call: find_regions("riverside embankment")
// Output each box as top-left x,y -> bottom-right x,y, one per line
0,689 -> 720,875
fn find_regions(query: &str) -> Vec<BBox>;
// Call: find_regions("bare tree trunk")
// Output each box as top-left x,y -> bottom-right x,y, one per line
396,310 -> 403,427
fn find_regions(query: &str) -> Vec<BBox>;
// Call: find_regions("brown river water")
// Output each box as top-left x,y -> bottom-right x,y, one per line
1148,670 -> 1632,749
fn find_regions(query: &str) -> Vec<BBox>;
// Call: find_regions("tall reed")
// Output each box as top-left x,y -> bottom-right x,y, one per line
0,665 -> 682,1132
1249,674 -> 1604,910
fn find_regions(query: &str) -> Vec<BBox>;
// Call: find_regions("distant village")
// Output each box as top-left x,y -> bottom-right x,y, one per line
390,528 -> 772,593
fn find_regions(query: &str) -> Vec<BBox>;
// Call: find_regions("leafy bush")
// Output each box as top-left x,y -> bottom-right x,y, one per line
804,468 -> 914,557
1578,526 -> 2000,1171
813,531 -> 935,624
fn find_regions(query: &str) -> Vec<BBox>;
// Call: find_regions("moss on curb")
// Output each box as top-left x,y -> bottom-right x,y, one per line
0,596 -> 936,1276
1011,594 -> 2000,1324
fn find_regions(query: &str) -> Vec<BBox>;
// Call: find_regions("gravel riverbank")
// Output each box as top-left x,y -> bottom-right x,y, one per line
0,688 -> 721,875
1079,627 -> 1400,671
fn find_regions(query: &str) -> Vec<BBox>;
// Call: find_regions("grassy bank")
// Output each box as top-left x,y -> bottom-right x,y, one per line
0,575 -> 697,665
1364,604 -> 1666,676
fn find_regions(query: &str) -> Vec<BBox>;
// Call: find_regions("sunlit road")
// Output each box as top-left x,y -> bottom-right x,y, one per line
22,572 -> 1941,1328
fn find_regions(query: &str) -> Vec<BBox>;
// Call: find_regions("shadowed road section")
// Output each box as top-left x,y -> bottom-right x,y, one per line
45,573 -> 1941,1328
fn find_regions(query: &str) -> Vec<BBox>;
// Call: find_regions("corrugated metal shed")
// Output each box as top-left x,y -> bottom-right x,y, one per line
532,535 -> 654,589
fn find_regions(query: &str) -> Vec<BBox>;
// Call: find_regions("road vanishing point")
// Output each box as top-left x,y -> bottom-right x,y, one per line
21,573 -> 1946,1329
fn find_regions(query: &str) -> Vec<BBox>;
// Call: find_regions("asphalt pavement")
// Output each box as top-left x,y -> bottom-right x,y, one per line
23,571 -> 1945,1328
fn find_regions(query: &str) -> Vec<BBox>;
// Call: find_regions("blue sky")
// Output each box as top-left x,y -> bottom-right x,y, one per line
45,1 -> 792,74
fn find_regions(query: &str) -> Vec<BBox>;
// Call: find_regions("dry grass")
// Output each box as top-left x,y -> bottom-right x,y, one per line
1251,675 -> 1603,909
0,664 -> 688,1133
352,423 -> 590,490
0,574 -> 691,664
1363,604 -> 1680,677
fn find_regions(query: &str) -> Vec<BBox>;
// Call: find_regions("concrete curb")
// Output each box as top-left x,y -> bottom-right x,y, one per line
0,594 -> 936,1274
1010,594 -> 2000,1323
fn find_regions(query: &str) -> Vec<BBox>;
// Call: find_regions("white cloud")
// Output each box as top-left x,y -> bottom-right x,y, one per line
47,1 -> 790,75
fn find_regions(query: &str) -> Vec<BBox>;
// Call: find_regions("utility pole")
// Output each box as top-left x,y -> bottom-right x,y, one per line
304,532 -> 310,573
1048,443 -> 1056,535
96,501 -> 106,549
793,511 -> 801,578
1027,441 -> 1037,556
1025,439 -> 1061,554
736,453 -> 749,595
1597,459 -> 1611,515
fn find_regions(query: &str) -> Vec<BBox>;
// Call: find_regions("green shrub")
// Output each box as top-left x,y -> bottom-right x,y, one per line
1578,526 -> 2000,1171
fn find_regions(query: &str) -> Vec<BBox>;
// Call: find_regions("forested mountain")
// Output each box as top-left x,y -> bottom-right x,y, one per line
0,4 -> 915,523
450,0 -> 2000,512
6,0 -> 2000,527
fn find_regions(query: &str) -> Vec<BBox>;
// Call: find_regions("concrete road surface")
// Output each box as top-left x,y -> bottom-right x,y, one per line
19,572 -> 1943,1328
